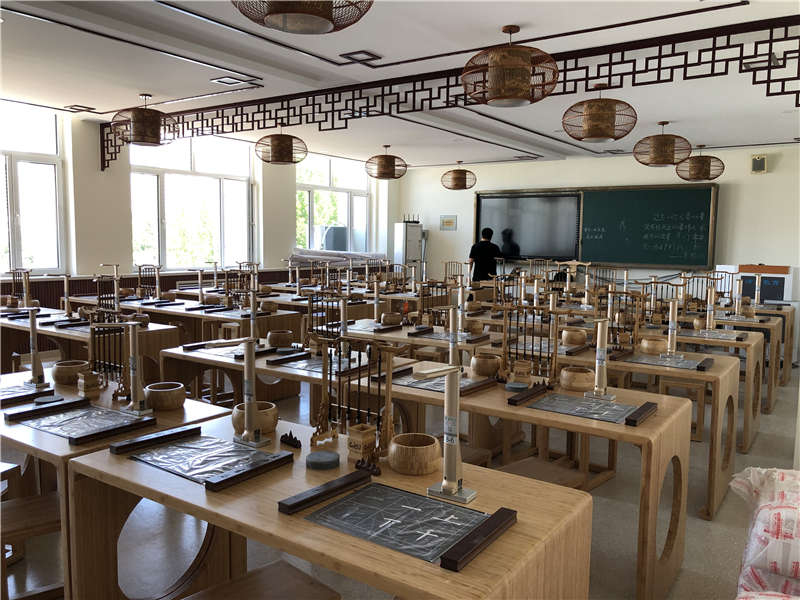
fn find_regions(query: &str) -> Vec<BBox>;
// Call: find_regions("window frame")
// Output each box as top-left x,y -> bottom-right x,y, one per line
130,137 -> 256,270
295,154 -> 370,252
1,111 -> 67,274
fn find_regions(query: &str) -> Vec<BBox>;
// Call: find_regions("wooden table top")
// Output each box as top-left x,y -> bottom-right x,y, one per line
0,308 -> 177,341
557,347 -> 739,382
69,417 -> 592,600
68,296 -> 300,324
346,319 -> 489,352
161,345 -> 416,385
357,362 -> 690,446
0,368 -> 229,464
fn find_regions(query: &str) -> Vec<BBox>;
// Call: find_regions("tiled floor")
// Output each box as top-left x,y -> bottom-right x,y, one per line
5,369 -> 798,599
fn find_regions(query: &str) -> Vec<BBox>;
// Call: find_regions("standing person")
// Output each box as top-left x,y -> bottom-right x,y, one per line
468,227 -> 502,282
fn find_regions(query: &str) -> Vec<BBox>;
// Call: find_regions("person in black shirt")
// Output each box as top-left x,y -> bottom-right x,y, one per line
468,227 -> 502,282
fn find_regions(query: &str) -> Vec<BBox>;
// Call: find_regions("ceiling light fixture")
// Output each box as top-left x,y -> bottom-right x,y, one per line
231,1 -> 373,34
111,94 -> 177,146
462,25 -> 558,108
675,144 -> 724,181
254,123 -> 308,164
633,121 -> 691,167
365,145 -> 407,179
441,161 -> 476,190
561,83 -> 637,143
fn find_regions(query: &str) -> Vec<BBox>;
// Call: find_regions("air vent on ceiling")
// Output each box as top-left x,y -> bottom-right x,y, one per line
211,76 -> 251,86
604,149 -> 627,154
741,52 -> 780,72
63,104 -> 96,112
514,155 -> 538,161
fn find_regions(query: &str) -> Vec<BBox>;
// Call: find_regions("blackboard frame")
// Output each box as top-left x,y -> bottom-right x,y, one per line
472,184 -> 718,270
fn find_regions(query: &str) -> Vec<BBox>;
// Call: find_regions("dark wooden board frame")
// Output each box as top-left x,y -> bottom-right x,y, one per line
625,402 -> 658,426
278,470 -> 371,515
110,425 -> 202,454
507,383 -> 549,406
68,416 -> 156,445
0,386 -> 55,408
439,507 -> 517,572
204,450 -> 294,492
4,397 -> 91,422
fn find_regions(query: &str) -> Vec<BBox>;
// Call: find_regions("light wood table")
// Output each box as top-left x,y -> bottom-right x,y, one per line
0,307 -> 180,383
752,304 -> 795,386
68,295 -> 303,344
354,369 -> 690,600
556,348 -> 739,520
68,418 -> 593,600
0,368 -> 230,600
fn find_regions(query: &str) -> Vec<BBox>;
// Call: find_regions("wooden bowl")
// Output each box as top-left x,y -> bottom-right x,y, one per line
204,294 -> 222,305
470,353 -> 500,378
559,366 -> 595,392
52,360 -> 90,385
381,312 -> 402,326
742,306 -> 756,318
692,317 -> 705,330
232,401 -> 278,436
561,328 -> 587,346
387,433 -> 441,476
144,382 -> 185,410
267,330 -> 294,348
160,292 -> 177,301
640,336 -> 667,355
259,300 -> 278,313
259,285 -> 272,294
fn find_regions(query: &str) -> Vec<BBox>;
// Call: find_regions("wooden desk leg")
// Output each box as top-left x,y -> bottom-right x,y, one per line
780,312 -> 793,386
700,379 -> 736,520
739,343 -> 762,453
763,329 -> 780,413
69,468 -> 246,600
637,400 -> 690,600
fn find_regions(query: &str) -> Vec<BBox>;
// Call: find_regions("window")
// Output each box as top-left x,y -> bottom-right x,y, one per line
0,100 -> 64,273
295,154 -> 369,251
130,136 -> 254,269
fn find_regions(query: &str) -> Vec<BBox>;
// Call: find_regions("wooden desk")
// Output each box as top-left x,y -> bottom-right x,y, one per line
752,304 -> 795,386
354,370 -> 690,600
68,296 -> 303,344
68,418 -> 593,600
556,348 -> 738,520
346,319 -> 489,360
160,346 -> 418,429
0,369 -> 229,600
0,308 -> 180,383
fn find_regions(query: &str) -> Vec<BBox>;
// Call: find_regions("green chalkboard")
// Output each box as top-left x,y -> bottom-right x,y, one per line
579,185 -> 717,268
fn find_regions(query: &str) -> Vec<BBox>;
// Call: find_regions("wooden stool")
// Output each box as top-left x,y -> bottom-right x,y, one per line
413,346 -> 448,362
660,377 -> 707,442
184,560 -> 340,600
498,457 -> 586,489
437,435 -> 492,467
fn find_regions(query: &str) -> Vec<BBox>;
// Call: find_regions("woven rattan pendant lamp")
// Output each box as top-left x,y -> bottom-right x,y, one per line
254,124 -> 308,165
676,145 -> 724,181
462,25 -> 558,108
633,121 -> 692,167
111,94 -> 177,146
561,84 -> 637,143
365,145 -> 407,179
441,161 -> 476,190
231,1 -> 372,34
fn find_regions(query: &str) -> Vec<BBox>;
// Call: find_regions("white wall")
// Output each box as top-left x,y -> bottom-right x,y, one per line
394,144 -> 800,284
259,161 -> 297,269
67,119 -> 133,275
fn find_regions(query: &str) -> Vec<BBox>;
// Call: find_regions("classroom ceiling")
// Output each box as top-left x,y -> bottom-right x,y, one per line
1,0 -> 798,166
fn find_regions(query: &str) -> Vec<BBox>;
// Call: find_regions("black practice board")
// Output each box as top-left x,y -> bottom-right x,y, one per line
528,393 -> 638,423
306,483 -> 489,563
18,406 -> 149,442
677,329 -> 743,342
580,185 -> 716,268
623,353 -> 703,370
389,372 -> 491,394
130,435 -> 290,487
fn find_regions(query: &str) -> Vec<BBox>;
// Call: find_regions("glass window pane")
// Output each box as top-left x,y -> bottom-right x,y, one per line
130,173 -> 159,265
351,195 -> 367,252
164,173 -> 220,268
0,101 -> 57,155
312,190 -> 347,251
222,179 -> 249,265
0,157 -> 10,271
295,190 -> 309,249
17,162 -> 58,269
130,138 -> 191,170
296,154 -> 329,186
331,157 -> 367,190
193,137 -> 250,177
